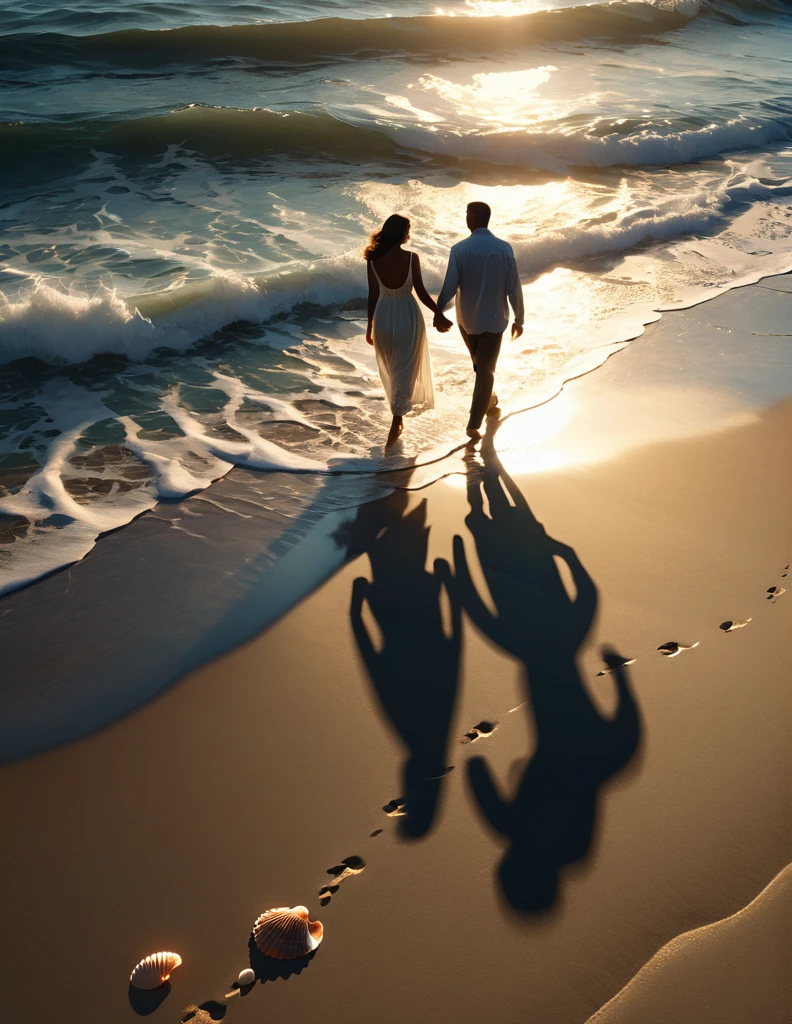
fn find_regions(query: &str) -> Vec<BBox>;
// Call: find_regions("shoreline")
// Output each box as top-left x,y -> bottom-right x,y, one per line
0,268 -> 789,1022
3,259 -> 792,603
1,271 -> 791,761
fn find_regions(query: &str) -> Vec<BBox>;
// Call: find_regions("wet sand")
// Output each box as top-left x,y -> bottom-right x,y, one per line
0,280 -> 790,1023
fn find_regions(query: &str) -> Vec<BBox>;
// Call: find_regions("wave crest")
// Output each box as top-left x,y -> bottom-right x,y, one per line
5,103 -> 792,181
3,167 -> 790,368
1,2 -> 697,71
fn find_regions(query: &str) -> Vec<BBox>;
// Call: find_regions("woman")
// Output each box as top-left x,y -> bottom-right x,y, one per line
365,214 -> 447,445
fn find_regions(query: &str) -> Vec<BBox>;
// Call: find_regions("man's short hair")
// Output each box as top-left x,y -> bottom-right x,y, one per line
467,201 -> 491,226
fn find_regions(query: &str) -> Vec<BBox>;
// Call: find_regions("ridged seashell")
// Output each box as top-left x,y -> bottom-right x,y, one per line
238,967 -> 255,987
130,952 -> 182,990
252,906 -> 323,960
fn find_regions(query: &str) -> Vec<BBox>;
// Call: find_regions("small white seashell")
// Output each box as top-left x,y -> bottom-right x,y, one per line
238,968 -> 255,987
252,906 -> 323,960
130,951 -> 182,990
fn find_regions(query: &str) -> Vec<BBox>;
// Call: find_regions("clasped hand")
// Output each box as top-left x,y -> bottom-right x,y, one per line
433,312 -> 453,333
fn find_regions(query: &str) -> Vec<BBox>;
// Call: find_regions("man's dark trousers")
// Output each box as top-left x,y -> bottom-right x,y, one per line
459,327 -> 503,430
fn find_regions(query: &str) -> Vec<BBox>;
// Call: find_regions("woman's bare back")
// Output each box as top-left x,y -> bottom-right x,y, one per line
372,247 -> 413,289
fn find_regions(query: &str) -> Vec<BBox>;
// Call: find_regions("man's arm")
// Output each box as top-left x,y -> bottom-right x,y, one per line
506,248 -> 524,338
435,249 -> 461,317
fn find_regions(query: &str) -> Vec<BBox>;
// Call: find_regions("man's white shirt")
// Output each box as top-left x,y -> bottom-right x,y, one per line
436,228 -> 524,336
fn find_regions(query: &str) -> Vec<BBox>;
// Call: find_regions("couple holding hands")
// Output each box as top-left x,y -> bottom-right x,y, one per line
365,201 -> 524,445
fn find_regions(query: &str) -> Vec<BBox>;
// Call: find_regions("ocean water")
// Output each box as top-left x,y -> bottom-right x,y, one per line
2,0 -> 792,595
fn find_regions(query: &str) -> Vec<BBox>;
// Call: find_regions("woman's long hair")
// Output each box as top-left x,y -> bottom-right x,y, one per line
363,214 -> 410,262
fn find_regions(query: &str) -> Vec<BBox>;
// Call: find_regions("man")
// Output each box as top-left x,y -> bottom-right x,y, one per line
434,202 -> 524,439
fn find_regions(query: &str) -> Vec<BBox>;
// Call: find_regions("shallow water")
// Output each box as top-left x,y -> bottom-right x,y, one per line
2,0 -> 792,593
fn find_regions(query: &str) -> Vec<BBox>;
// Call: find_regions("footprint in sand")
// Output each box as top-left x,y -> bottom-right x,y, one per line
720,618 -> 752,632
382,798 -> 407,817
767,586 -> 786,602
318,884 -> 339,906
182,1001 -> 227,1022
370,828 -> 383,837
460,720 -> 498,744
596,654 -> 636,676
657,641 -> 699,658
320,856 -> 366,904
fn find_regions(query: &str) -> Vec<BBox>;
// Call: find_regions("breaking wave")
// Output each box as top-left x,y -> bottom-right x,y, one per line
370,109 -> 792,173
5,102 -> 792,179
3,166 -> 791,367
4,0 -> 790,74
0,2 -> 717,72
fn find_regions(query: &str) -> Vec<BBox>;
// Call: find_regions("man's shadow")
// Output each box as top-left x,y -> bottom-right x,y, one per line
442,433 -> 641,912
342,488 -> 462,839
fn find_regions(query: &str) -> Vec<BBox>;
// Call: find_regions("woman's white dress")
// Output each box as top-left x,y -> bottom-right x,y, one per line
371,253 -> 434,417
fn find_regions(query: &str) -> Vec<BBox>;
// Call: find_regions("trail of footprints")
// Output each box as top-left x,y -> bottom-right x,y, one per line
176,565 -> 787,1020
594,563 -> 786,671
319,856 -> 366,906
182,1001 -> 227,1023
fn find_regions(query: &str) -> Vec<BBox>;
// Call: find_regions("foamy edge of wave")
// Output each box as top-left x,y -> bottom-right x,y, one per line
2,165 -> 791,367
347,110 -> 792,174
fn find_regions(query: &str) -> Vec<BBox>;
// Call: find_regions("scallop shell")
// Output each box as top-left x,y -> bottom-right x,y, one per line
130,951 -> 182,990
252,906 -> 323,960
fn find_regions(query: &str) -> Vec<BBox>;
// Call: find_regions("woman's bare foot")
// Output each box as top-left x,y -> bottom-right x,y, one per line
386,415 -> 404,446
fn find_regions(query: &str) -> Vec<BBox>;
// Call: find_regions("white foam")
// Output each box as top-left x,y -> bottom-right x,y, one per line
3,167 -> 791,371
0,282 -> 159,365
2,158 -> 792,599
160,390 -> 334,473
372,113 -> 792,173
0,256 -> 366,367
0,381 -> 158,595
511,168 -> 792,277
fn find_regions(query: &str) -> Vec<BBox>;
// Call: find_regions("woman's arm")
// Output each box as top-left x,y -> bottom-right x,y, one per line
411,254 -> 440,315
366,261 -> 379,345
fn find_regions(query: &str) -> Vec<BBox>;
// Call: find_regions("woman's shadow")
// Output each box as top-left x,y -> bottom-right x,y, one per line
441,434 -> 642,912
343,487 -> 462,839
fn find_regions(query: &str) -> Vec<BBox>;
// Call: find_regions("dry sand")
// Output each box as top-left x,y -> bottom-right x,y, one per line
0,281 -> 790,1023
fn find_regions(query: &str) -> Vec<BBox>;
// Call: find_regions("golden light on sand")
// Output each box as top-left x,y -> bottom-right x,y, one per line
444,386 -> 759,486
492,392 -> 580,473
443,392 -> 578,487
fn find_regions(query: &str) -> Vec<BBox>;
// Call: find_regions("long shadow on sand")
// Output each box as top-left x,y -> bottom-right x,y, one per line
342,488 -> 462,839
445,431 -> 641,912
247,934 -> 316,985
128,981 -> 172,1015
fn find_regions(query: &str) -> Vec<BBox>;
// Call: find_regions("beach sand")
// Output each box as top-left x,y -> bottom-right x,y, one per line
0,278 -> 789,1023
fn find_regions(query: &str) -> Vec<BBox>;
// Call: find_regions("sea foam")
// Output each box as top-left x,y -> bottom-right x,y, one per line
2,169 -> 789,368
363,111 -> 792,174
